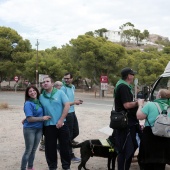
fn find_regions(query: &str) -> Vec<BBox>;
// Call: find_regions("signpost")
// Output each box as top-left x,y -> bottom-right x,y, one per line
100,75 -> 108,90
14,76 -> 19,92
134,78 -> 138,99
100,75 -> 108,97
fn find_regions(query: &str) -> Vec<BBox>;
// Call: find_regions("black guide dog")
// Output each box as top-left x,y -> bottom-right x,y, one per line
72,136 -> 117,170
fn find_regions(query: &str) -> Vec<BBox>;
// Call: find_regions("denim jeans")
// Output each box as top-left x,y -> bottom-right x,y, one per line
21,128 -> 42,170
45,124 -> 71,170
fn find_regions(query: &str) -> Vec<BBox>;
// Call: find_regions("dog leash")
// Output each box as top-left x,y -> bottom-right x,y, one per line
89,140 -> 94,154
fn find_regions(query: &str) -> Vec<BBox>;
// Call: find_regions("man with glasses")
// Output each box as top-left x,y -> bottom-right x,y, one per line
61,72 -> 83,163
113,67 -> 141,170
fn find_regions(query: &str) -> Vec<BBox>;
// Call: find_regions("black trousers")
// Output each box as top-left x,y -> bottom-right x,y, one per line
143,163 -> 166,170
45,125 -> 71,170
66,112 -> 79,158
66,112 -> 79,141
114,125 -> 139,170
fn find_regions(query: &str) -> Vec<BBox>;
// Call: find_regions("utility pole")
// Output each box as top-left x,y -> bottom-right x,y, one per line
35,39 -> 39,88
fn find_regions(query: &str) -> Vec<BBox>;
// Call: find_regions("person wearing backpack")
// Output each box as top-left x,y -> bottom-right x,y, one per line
137,89 -> 170,170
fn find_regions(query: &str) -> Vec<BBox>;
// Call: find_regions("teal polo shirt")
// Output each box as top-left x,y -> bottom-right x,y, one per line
61,85 -> 75,113
39,90 -> 69,126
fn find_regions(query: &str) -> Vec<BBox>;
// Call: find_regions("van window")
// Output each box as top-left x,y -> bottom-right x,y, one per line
151,77 -> 170,100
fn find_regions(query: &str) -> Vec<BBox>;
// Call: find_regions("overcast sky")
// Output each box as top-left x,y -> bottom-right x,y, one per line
0,0 -> 169,50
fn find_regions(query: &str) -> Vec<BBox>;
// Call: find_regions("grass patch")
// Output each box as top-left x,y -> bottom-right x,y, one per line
0,102 -> 9,109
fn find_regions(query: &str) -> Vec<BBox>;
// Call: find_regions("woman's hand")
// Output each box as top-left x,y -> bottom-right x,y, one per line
21,118 -> 26,124
43,116 -> 51,121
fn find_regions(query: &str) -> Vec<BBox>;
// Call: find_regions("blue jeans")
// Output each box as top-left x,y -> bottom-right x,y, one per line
21,128 -> 42,170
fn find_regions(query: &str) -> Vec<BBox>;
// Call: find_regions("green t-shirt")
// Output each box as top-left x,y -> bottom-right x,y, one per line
142,102 -> 159,126
142,101 -> 170,126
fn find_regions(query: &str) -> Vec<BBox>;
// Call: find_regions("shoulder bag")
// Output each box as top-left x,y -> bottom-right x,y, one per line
109,105 -> 128,129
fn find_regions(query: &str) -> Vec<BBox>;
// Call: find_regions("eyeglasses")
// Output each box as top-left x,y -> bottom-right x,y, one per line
64,78 -> 71,80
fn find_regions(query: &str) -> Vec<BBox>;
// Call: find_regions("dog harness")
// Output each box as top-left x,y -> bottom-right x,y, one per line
89,139 -> 114,156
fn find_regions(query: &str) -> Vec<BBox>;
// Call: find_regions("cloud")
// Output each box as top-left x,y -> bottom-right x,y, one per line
0,0 -> 170,49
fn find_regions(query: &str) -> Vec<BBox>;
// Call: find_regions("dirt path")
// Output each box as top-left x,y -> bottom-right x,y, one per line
0,105 -> 169,170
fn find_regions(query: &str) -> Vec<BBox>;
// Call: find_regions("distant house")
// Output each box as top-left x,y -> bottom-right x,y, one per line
103,29 -> 166,51
103,29 -> 145,44
103,31 -> 121,42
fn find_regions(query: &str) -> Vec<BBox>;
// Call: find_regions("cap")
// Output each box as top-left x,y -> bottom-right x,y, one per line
121,67 -> 136,77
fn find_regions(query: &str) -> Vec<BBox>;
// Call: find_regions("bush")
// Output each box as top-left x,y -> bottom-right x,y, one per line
0,102 -> 9,109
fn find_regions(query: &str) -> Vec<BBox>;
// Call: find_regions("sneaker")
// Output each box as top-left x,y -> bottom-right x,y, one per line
39,144 -> 45,151
71,157 -> 81,163
62,169 -> 71,170
27,168 -> 34,170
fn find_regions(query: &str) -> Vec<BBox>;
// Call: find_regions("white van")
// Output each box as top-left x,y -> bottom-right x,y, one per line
142,61 -> 170,101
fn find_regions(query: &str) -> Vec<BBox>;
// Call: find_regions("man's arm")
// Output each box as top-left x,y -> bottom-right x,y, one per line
119,85 -> 138,109
69,100 -> 83,106
123,101 -> 138,109
136,106 -> 147,120
56,102 -> 70,128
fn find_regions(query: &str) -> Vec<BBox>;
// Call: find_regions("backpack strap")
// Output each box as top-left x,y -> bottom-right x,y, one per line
154,102 -> 162,114
146,102 -> 162,127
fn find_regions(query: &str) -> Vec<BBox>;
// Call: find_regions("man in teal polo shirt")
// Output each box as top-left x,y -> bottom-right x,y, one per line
61,72 -> 83,163
40,76 -> 71,170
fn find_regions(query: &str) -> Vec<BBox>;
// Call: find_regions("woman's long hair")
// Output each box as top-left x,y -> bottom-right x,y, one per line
25,86 -> 40,102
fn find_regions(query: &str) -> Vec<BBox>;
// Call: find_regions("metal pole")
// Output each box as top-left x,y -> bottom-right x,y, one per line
35,39 -> 39,88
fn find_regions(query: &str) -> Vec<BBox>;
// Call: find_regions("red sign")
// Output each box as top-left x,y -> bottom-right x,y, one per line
100,75 -> 108,83
14,76 -> 18,82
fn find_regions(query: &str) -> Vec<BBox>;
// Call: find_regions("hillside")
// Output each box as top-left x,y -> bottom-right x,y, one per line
122,34 -> 169,51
